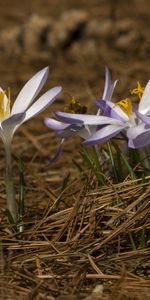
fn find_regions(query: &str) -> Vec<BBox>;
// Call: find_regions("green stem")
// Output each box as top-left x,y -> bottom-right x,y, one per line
4,141 -> 17,222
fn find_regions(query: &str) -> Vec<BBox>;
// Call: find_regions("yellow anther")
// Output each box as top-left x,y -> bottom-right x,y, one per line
0,90 -> 10,120
0,91 -> 6,119
116,98 -> 132,116
130,81 -> 144,99
64,97 -> 87,114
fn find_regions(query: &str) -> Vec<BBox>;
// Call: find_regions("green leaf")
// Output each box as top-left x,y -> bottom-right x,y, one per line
128,231 -> 136,250
112,141 -> 136,181
72,159 -> 87,178
80,147 -> 105,185
107,141 -> 119,182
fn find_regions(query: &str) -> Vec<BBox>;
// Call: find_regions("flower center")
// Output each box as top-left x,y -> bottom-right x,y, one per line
130,81 -> 144,99
64,97 -> 87,114
0,89 -> 10,120
116,98 -> 132,116
115,82 -> 144,117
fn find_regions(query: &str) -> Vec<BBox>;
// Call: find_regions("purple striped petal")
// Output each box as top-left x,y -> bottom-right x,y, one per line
136,112 -> 150,125
83,124 -> 125,145
127,123 -> 149,140
55,111 -> 84,124
44,117 -> 70,131
96,100 -> 129,122
128,130 -> 150,148
95,99 -> 112,116
57,124 -> 83,138
55,111 -> 124,126
1,113 -> 26,130
1,112 -> 26,142
49,138 -> 64,165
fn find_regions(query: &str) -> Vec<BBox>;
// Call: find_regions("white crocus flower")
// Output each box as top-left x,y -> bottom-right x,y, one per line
0,67 -> 61,144
1,67 -> 62,223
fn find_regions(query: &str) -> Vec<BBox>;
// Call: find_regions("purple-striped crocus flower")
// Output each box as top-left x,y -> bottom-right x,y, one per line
44,67 -> 117,141
54,80 -> 150,149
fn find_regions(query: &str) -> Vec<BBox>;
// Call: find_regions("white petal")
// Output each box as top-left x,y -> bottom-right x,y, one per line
102,67 -> 111,100
11,67 -> 49,115
23,86 -> 62,122
102,66 -> 118,101
127,123 -> 148,139
138,80 -> 150,114
78,127 -> 92,139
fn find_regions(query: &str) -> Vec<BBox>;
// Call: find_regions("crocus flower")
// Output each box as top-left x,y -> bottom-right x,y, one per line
0,67 -> 61,145
44,67 -> 117,140
53,80 -> 150,149
1,66 -> 62,222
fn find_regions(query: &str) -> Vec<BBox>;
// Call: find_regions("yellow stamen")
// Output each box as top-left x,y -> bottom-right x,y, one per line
116,98 -> 132,116
0,89 -> 10,120
64,97 -> 87,114
0,91 -> 5,119
130,81 -> 144,99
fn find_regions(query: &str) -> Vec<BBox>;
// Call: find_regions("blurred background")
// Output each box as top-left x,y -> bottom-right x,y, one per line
0,0 -> 150,96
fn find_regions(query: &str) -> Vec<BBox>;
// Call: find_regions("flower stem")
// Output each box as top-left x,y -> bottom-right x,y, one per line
4,142 -> 17,222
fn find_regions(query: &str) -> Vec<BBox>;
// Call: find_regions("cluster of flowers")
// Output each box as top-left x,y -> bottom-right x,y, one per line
1,66 -> 150,222
45,67 -> 150,150
1,66 -> 150,152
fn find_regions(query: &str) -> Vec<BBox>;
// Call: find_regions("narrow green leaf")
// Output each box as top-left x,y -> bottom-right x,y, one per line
72,159 -> 87,178
128,231 -> 136,250
107,141 -> 119,182
112,141 -> 136,181
81,147 -> 105,185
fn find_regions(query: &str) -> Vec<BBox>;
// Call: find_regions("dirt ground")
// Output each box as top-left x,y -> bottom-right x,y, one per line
0,0 -> 150,299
